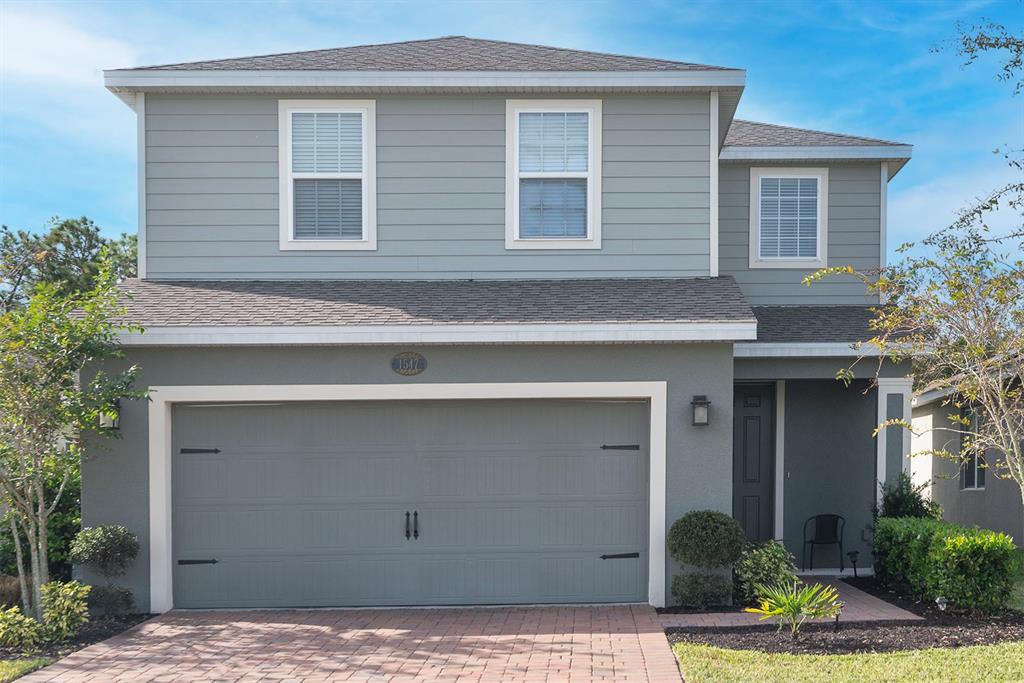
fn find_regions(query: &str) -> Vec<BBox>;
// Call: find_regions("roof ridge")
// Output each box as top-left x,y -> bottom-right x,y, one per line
732,119 -> 906,146
122,35 -> 738,72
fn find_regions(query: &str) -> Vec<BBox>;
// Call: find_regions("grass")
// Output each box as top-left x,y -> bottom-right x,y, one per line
673,641 -> 1024,683
0,658 -> 53,682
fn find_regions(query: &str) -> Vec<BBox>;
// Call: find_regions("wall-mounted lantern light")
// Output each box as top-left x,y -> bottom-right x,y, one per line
691,395 -> 711,426
99,399 -> 121,430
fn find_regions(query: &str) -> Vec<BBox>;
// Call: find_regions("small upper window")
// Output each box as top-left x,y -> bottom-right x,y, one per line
278,100 -> 376,251
506,100 -> 602,250
749,168 -> 828,268
961,409 -> 986,490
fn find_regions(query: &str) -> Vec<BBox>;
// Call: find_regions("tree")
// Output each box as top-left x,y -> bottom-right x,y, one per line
806,20 -> 1024,504
0,260 -> 141,618
1,217 -> 136,313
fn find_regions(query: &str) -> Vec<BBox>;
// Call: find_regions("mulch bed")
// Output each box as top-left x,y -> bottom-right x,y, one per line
0,613 -> 152,661
667,578 -> 1024,655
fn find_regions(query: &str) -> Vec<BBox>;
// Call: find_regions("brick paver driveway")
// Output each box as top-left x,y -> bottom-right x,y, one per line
22,605 -> 681,682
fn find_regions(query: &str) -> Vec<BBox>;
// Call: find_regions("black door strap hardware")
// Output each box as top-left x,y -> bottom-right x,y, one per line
180,448 -> 221,454
405,511 -> 411,540
178,559 -> 219,565
600,444 -> 640,451
600,552 -> 640,560
413,511 -> 419,539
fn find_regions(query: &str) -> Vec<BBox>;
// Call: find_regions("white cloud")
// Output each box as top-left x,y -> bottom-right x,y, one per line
0,7 -> 138,87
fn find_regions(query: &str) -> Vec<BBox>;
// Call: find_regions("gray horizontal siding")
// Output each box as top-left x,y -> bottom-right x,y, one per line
144,93 -> 711,280
718,162 -> 882,305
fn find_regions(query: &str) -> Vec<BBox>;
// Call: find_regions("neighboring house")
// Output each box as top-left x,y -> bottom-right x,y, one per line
911,392 -> 1024,543
91,36 -> 914,612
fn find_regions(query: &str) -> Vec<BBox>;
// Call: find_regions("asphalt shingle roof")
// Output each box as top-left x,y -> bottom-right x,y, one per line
130,36 -> 732,72
752,306 -> 878,343
114,277 -> 754,327
725,119 -> 907,147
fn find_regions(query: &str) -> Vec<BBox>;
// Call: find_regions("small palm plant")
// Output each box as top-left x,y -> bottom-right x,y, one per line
745,581 -> 844,640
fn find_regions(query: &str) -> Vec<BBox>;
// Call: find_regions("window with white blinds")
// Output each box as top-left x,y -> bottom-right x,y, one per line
506,100 -> 602,249
278,101 -> 376,250
749,168 -> 827,268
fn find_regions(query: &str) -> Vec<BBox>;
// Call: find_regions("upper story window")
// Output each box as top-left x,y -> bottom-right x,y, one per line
505,100 -> 602,250
278,100 -> 377,251
749,167 -> 828,269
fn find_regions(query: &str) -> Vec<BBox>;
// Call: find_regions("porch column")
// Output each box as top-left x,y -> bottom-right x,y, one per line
876,378 -> 913,506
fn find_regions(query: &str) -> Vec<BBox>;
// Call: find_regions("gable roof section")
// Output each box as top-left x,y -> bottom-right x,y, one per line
112,277 -> 757,345
130,36 -> 732,72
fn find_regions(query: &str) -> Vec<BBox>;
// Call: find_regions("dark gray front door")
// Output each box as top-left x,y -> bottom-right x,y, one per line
733,385 -> 774,541
171,399 -> 649,608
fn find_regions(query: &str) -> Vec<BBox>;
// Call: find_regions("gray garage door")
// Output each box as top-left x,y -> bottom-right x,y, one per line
172,399 -> 649,608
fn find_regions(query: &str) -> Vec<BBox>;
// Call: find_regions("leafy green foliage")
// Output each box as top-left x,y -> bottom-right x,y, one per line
0,257 -> 143,617
1,217 -> 136,312
667,510 -> 746,569
734,541 -> 798,606
0,471 -> 80,581
70,526 -> 139,580
745,581 -> 843,639
671,573 -> 732,610
39,581 -> 90,643
86,585 -> 135,617
0,606 -> 42,651
878,472 -> 942,520
874,517 -> 1019,612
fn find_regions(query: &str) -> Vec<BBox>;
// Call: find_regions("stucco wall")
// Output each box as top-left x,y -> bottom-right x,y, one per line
81,343 -> 734,609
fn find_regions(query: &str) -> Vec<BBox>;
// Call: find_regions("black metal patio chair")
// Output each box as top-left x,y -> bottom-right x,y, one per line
802,514 -> 845,571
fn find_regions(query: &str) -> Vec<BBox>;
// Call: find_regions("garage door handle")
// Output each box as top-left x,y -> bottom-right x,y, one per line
413,511 -> 419,539
405,511 -> 411,540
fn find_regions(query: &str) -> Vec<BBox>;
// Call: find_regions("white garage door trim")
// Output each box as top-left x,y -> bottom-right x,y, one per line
148,381 -> 668,612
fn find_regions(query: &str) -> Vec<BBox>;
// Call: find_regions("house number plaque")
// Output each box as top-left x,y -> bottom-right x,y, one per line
391,352 -> 427,376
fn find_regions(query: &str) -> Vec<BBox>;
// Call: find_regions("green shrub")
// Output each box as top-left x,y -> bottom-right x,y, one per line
87,585 -> 134,617
0,472 -> 81,581
40,581 -> 90,643
734,542 -> 798,606
874,516 -> 1019,613
0,607 -> 42,651
70,526 -> 139,580
878,472 -> 942,520
667,510 -> 746,569
671,573 -> 732,609
745,581 -> 844,640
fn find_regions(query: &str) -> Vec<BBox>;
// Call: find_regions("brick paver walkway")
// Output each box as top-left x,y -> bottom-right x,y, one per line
659,578 -> 922,628
23,605 -> 681,682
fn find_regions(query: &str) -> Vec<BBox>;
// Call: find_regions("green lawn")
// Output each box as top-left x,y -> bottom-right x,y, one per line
0,659 -> 53,683
673,641 -> 1024,683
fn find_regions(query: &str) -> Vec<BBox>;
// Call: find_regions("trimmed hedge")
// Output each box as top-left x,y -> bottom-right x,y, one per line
874,517 -> 1019,613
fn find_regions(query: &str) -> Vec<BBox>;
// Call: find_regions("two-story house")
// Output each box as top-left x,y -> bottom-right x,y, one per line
93,37 -> 913,612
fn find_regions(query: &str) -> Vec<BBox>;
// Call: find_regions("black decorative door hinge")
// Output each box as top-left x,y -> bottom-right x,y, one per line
600,552 -> 640,560
180,448 -> 221,454
600,444 -> 640,451
177,559 -> 218,565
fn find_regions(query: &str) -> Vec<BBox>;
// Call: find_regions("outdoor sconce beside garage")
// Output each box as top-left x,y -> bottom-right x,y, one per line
99,399 -> 121,430
691,395 -> 711,426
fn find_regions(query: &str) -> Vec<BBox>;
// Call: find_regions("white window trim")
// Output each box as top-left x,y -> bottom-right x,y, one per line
505,99 -> 602,250
748,167 -> 828,269
147,381 -> 668,612
278,99 -> 377,251
962,410 -> 985,490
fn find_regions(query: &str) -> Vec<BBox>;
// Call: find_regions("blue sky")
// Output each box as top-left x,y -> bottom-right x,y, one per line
1,0 -> 1021,259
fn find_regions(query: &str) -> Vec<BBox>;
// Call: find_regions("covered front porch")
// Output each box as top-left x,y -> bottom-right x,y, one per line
732,356 -> 912,570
